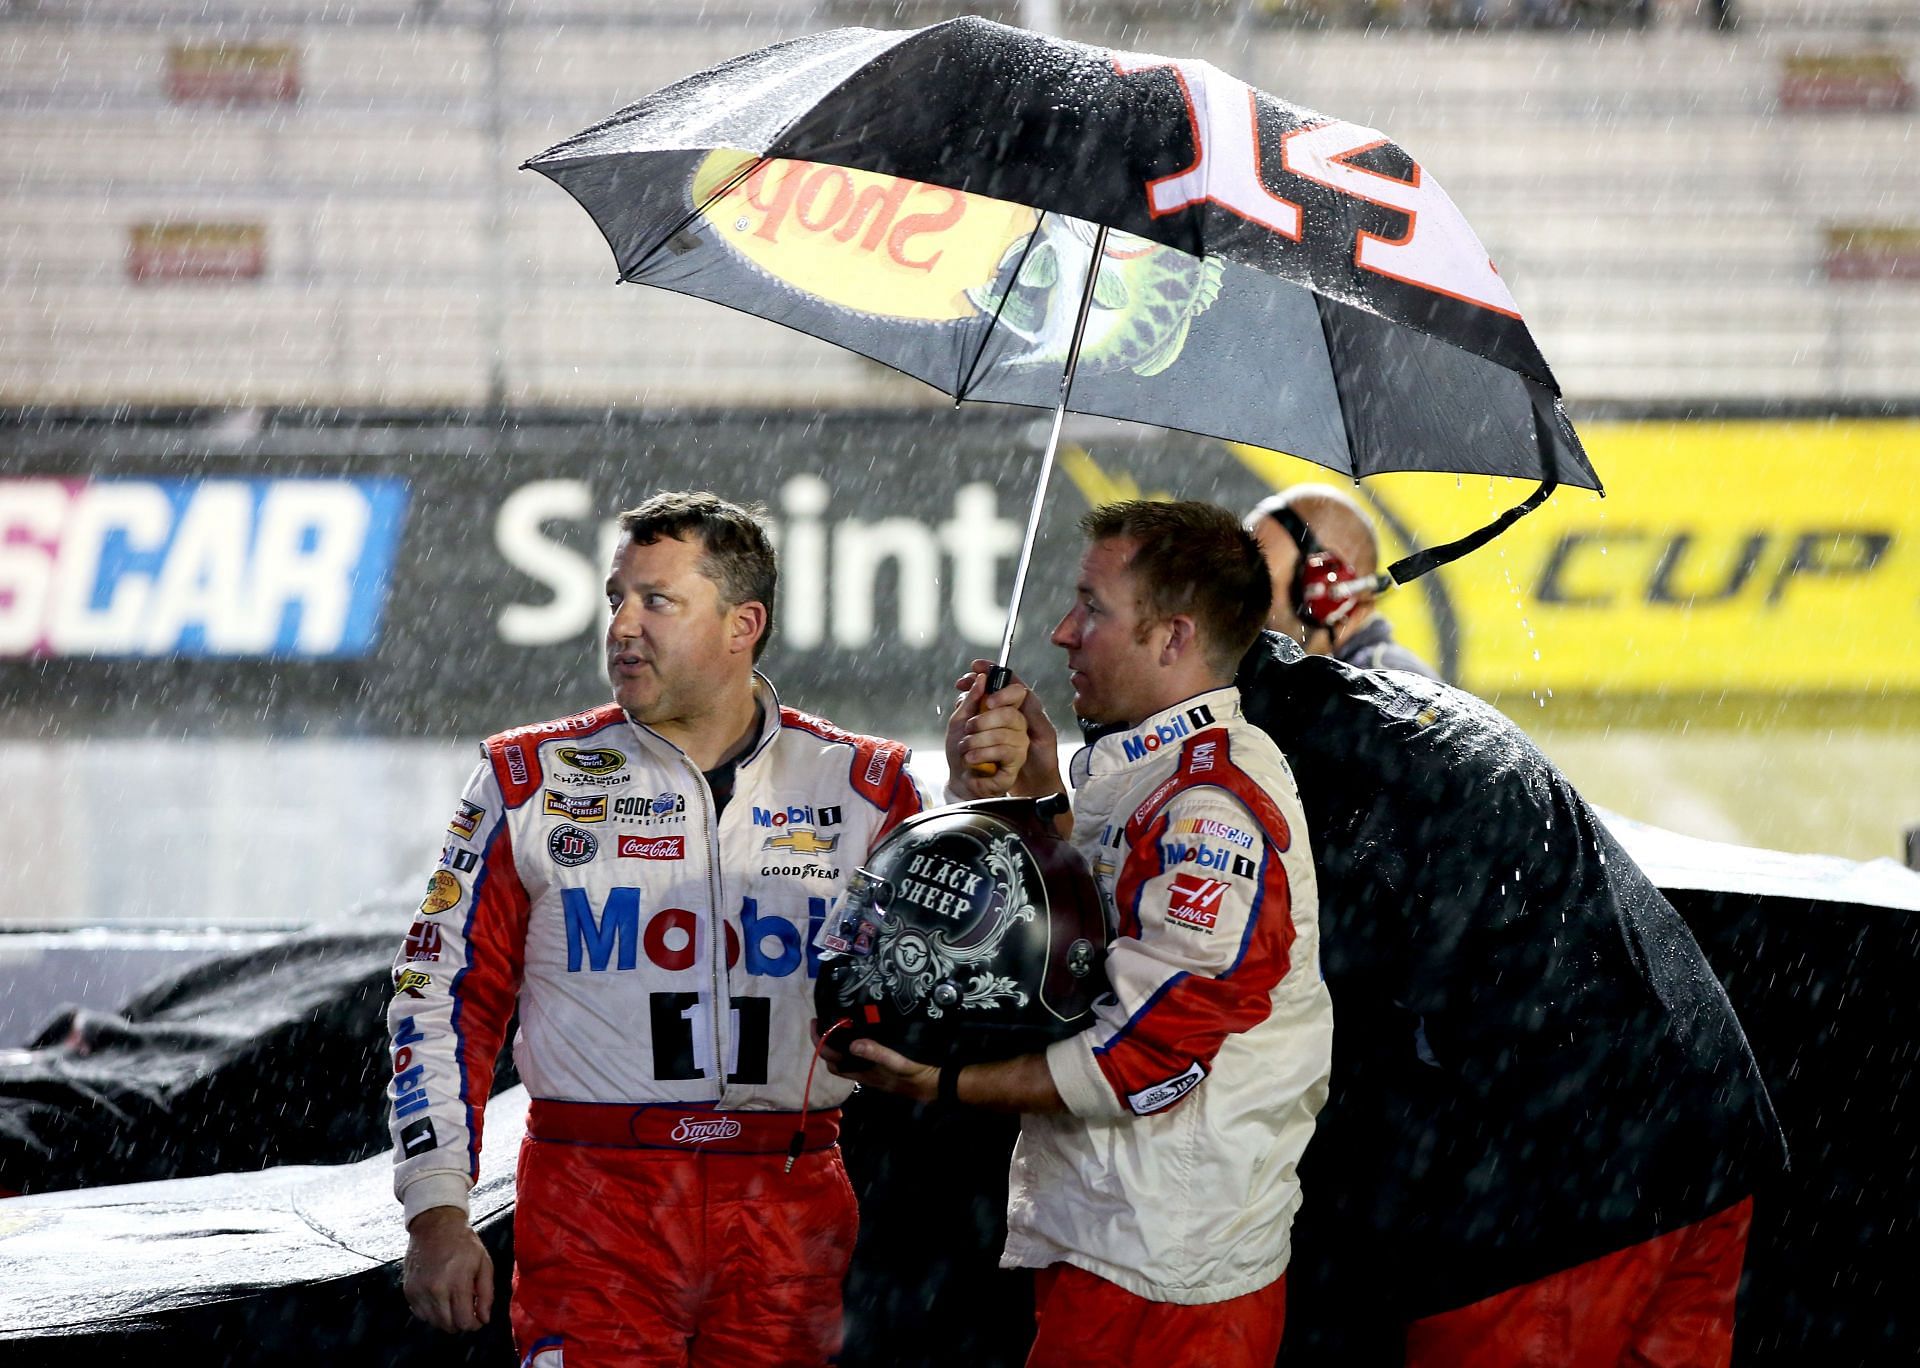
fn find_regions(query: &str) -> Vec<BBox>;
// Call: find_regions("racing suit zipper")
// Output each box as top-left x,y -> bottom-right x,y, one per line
688,753 -> 730,1105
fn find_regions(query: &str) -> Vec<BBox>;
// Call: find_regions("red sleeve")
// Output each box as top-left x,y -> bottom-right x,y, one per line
1091,818 -> 1296,1111
449,821 -> 531,1176
872,762 -> 925,847
1072,731 -> 1301,1116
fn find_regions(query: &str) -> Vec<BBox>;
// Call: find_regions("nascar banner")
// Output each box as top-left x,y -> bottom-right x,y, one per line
0,477 -> 405,658
2,414 -> 1913,740
0,413 -> 1261,735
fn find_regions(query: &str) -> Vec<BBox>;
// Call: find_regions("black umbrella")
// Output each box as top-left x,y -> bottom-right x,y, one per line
525,16 -> 1600,684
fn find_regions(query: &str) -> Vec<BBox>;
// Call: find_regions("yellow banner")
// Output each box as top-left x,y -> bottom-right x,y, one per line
1231,420 -> 1920,695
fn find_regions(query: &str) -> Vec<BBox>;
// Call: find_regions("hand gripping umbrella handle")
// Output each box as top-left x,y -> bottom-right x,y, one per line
968,670 -> 1015,779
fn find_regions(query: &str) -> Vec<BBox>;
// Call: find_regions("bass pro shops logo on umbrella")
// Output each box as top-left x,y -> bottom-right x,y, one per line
691,153 -> 1220,379
693,152 -> 1021,322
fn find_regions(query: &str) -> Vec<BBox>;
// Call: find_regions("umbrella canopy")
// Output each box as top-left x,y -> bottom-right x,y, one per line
525,16 -> 1598,495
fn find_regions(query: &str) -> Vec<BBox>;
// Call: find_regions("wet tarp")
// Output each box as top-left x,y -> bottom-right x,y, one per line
0,929 -> 400,1197
0,922 -> 465,1198
1660,876 -> 1920,1365
0,1089 -> 525,1365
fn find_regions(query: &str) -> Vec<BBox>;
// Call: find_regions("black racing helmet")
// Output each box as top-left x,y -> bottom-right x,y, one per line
814,795 -> 1109,1066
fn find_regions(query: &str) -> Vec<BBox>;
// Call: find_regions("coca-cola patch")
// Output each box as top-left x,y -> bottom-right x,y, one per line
1167,873 -> 1229,931
618,834 -> 686,860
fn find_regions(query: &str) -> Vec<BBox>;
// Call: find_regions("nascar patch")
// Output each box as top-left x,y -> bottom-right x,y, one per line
1175,817 -> 1254,849
557,746 -> 625,776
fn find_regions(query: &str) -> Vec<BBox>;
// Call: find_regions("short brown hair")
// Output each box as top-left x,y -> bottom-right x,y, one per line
1079,500 -> 1271,674
618,491 -> 777,661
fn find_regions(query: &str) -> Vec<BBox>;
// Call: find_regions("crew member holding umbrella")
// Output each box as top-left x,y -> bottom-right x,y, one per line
1002,586 -> 1781,1367
892,512 -> 1782,1367
833,501 -> 1333,1368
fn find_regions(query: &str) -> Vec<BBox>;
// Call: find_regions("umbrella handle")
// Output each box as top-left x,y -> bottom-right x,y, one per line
968,665 -> 1016,778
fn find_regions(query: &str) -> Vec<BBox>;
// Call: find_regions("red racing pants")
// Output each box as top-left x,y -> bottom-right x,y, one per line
1405,1196 -> 1754,1368
511,1105 -> 856,1368
1026,1262 -> 1287,1368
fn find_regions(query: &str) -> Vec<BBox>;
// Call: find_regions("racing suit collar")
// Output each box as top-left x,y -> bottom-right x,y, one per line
1079,685 -> 1243,780
737,672 -> 784,769
618,672 -> 783,770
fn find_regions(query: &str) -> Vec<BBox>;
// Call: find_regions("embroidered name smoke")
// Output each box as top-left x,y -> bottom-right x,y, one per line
1126,1060 -> 1207,1115
671,1116 -> 744,1144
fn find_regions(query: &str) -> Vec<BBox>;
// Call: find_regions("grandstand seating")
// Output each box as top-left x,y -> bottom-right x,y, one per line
2,2 -> 1914,408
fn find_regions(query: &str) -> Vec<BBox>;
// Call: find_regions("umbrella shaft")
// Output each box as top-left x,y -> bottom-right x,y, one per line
997,222 -> 1111,671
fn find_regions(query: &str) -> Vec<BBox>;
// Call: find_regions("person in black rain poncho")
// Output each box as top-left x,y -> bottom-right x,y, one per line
1231,629 -> 1784,1365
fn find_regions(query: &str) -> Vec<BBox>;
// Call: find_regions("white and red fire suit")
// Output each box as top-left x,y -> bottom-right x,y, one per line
386,675 -> 922,1365
1003,687 -> 1333,1333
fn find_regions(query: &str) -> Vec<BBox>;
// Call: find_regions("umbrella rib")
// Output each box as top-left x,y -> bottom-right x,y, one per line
621,154 -> 771,283
952,210 -> 1051,405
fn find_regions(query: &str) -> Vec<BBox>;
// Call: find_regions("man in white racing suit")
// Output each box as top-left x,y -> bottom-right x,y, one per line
390,490 -> 1030,1365
836,500 -> 1333,1368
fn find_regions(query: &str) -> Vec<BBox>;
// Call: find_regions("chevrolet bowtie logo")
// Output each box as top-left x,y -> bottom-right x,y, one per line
766,829 -> 839,855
